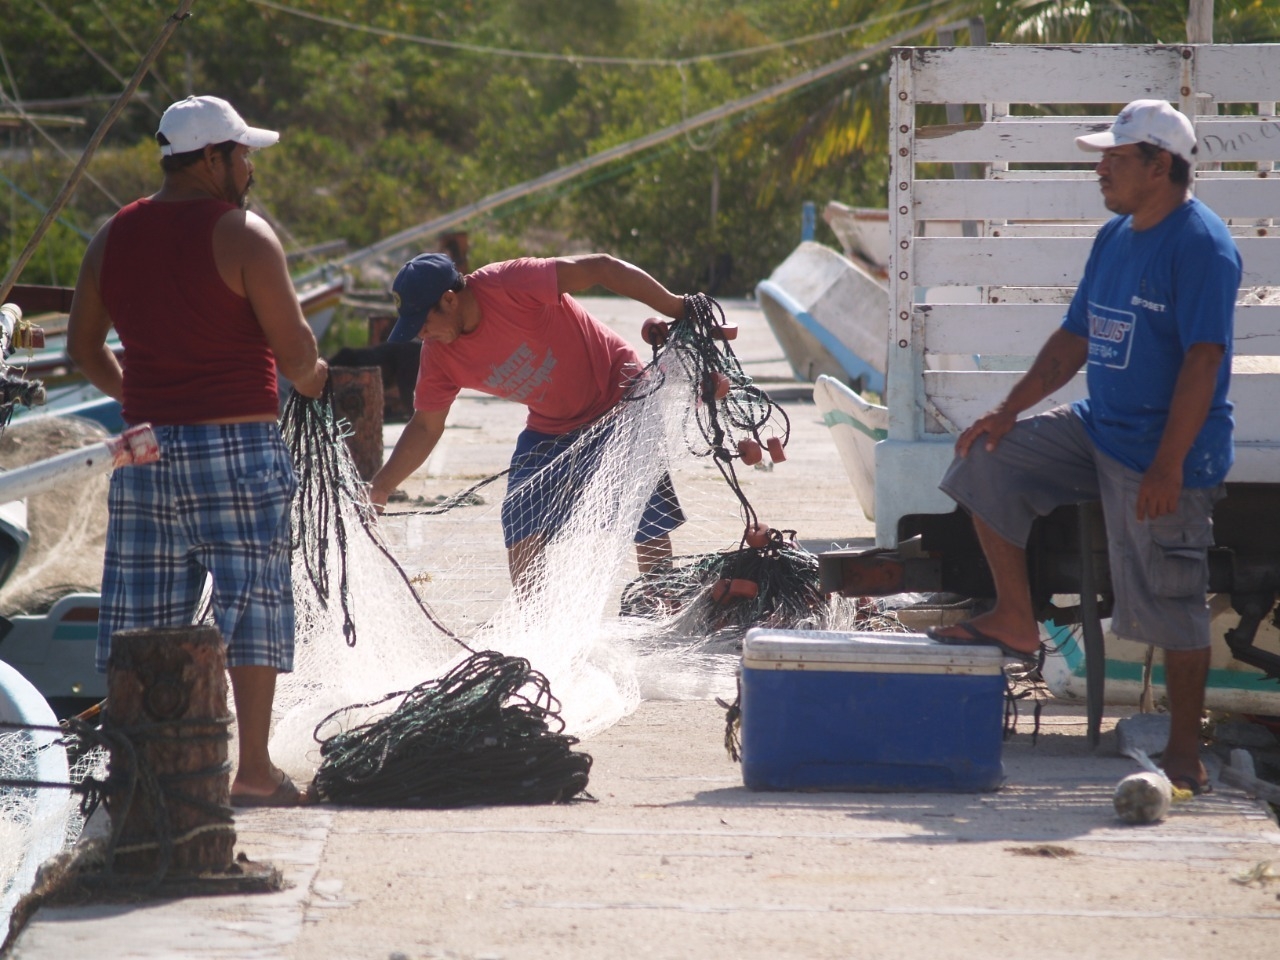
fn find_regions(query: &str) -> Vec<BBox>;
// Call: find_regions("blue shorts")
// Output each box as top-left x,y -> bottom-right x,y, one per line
501,421 -> 685,548
97,423 -> 298,672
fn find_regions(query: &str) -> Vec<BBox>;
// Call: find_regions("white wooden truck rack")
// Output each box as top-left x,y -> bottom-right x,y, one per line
818,42 -> 1280,739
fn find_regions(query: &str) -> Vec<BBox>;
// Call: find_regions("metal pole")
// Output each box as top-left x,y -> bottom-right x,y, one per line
0,424 -> 159,503
1187,0 -> 1215,43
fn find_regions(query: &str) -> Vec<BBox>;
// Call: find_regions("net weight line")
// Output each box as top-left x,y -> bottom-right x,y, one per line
0,715 -> 232,891
282,387 -> 593,806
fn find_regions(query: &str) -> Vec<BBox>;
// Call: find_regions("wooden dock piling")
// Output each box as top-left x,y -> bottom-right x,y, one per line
330,365 -> 385,481
105,626 -> 235,876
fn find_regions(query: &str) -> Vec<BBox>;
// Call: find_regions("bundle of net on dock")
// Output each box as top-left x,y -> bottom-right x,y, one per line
307,650 -> 591,807
271,293 -> 881,780
280,387 -> 594,805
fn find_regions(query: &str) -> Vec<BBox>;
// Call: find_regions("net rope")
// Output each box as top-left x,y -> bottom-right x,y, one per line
270,293 -> 872,781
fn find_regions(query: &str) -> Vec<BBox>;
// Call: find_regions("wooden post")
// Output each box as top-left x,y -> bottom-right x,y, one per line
330,365 -> 385,481
1187,0 -> 1214,43
105,626 -> 235,876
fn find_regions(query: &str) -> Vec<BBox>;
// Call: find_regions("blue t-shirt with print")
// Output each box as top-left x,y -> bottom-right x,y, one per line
1062,197 -> 1241,487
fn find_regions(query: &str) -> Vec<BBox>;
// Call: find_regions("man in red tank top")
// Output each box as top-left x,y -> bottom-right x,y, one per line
67,96 -> 328,807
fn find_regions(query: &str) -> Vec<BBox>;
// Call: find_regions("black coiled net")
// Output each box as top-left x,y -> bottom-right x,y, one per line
307,650 -> 592,807
280,385 -> 593,807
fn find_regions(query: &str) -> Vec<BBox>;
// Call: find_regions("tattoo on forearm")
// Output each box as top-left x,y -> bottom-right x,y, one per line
1040,358 -> 1061,389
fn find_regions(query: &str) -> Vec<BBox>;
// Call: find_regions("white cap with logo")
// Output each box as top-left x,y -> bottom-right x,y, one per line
1075,99 -> 1196,163
156,95 -> 280,156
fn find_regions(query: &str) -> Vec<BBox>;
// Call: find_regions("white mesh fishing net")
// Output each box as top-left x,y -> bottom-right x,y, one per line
0,669 -> 103,927
0,416 -> 110,615
271,300 -> 869,776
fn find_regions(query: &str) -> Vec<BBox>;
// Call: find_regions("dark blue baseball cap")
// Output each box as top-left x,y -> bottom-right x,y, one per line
387,253 -> 462,343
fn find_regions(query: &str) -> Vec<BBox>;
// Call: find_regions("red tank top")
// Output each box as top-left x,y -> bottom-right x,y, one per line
99,198 -> 279,424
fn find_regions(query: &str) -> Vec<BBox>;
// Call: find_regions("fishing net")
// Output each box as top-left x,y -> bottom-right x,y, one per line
308,651 -> 590,807
270,293 -> 870,785
0,726 -> 70,924
0,717 -> 105,928
0,416 -> 110,615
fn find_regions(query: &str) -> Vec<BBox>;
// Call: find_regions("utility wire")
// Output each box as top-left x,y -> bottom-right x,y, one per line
300,8 -> 955,279
248,0 -> 955,68
0,170 -> 94,241
31,0 -> 163,119
0,35 -> 21,105
0,87 -> 124,210
0,0 -> 197,305
91,0 -> 181,105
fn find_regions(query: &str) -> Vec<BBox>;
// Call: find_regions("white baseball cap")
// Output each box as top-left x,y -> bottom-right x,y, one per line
1076,99 -> 1196,162
156,95 -> 280,156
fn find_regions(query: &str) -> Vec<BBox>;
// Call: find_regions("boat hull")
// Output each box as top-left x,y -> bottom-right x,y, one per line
813,375 -> 886,522
1041,607 -> 1280,715
755,241 -> 888,392
0,660 -> 72,923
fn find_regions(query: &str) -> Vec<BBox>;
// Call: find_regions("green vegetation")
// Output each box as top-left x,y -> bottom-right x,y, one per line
2,1 -> 1277,308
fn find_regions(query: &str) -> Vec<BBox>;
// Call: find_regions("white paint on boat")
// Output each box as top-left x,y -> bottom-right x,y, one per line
755,241 -> 888,392
813,375 -> 886,522
0,661 -> 72,925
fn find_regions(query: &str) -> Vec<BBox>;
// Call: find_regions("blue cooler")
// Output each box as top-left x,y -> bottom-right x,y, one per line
739,629 -> 1007,792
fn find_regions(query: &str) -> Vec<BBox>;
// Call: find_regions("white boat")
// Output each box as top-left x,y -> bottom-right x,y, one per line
821,201 -> 890,273
1041,613 -> 1280,716
812,374 -> 885,522
754,241 -> 888,392
0,660 -> 73,925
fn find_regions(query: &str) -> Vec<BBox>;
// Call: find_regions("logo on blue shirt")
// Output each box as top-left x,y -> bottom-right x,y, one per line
1086,302 -> 1135,369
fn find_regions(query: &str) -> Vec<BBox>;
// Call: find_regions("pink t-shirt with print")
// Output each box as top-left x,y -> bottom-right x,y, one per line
413,258 -> 642,435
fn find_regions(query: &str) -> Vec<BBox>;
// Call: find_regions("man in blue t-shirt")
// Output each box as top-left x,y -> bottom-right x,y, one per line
928,100 -> 1242,797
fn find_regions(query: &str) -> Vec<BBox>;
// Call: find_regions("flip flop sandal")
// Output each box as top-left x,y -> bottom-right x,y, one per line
231,772 -> 305,808
926,622 -> 1039,665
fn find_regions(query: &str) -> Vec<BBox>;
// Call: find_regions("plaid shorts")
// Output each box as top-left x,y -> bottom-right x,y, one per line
96,423 -> 298,672
502,420 -> 685,548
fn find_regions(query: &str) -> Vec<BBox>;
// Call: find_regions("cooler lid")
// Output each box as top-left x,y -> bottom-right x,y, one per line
742,628 -> 1007,673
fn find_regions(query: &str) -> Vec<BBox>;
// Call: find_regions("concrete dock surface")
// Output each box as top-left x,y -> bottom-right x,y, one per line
12,701 -> 1280,960
10,297 -> 1280,958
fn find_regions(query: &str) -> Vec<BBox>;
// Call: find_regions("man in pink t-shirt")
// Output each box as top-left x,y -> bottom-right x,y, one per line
369,252 -> 687,586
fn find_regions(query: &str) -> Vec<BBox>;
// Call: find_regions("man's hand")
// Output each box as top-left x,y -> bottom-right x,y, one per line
1137,459 -> 1182,521
367,482 -> 389,516
955,406 -> 1018,458
953,329 -> 1086,458
293,358 -> 329,399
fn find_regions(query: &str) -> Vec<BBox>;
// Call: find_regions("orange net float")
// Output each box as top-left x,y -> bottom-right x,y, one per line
710,578 -> 760,605
737,438 -> 762,465
710,371 -> 732,401
744,523 -> 771,549
766,436 -> 786,463
641,317 -> 670,347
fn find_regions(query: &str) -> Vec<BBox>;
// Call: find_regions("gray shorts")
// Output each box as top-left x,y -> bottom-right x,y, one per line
939,406 -> 1223,651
